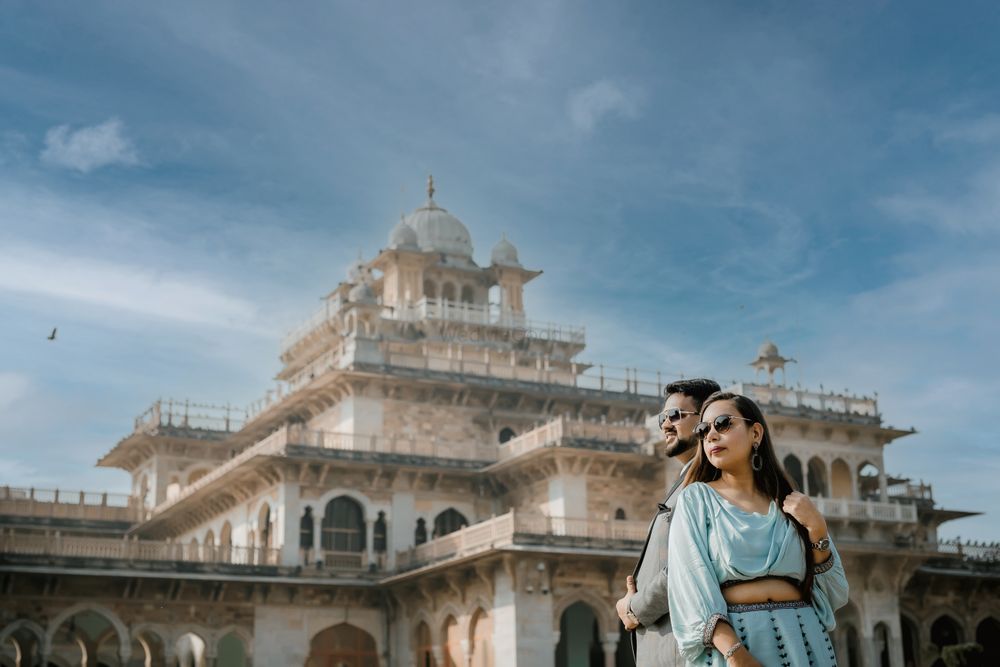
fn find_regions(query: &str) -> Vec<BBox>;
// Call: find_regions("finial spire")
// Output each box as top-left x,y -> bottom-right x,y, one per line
427,174 -> 435,200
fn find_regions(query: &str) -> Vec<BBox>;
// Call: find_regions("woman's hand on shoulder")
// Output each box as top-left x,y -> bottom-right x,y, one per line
781,491 -> 827,534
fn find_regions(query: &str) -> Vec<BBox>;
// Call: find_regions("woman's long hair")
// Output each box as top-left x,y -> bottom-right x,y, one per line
682,391 -> 815,600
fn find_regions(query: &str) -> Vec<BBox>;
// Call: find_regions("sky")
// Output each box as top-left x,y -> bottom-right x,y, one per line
1,0 -> 998,541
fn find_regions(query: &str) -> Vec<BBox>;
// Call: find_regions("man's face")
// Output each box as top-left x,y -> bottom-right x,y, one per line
660,392 -> 700,458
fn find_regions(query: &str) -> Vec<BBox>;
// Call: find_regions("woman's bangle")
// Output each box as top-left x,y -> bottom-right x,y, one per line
723,640 -> 744,659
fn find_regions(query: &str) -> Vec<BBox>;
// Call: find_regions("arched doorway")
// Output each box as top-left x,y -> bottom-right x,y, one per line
441,616 -> 461,667
469,609 -> 492,667
415,621 -> 435,667
874,622 -> 891,667
432,509 -> 468,539
844,625 -> 861,667
217,631 -> 248,667
930,614 -> 963,667
807,457 -> 828,497
175,632 -> 207,667
555,602 -> 602,667
976,617 -> 1000,666
784,454 -> 804,492
900,614 -> 920,667
498,427 -> 516,444
220,521 -> 233,563
1,622 -> 43,667
131,629 -> 166,667
306,623 -> 377,667
831,459 -> 852,498
49,609 -> 124,667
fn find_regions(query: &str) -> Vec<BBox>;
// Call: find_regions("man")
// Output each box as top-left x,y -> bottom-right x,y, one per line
617,378 -> 720,666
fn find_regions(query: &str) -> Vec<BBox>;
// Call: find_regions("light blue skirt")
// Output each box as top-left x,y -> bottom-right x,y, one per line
696,601 -> 837,666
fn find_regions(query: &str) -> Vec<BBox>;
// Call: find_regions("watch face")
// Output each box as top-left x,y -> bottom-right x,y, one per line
815,538 -> 830,550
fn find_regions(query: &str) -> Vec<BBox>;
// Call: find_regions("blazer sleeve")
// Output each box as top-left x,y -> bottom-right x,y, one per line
666,484 -> 730,663
629,560 -> 669,626
810,541 -> 849,631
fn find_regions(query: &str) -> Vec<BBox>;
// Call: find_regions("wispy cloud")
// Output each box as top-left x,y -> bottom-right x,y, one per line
567,80 -> 641,133
876,161 -> 1000,234
40,118 -> 140,173
0,372 -> 31,412
0,245 -> 262,331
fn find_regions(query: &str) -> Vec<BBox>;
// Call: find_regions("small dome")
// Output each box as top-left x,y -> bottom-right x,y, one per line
404,176 -> 473,257
758,340 -> 780,358
348,281 -> 376,304
490,235 -> 521,267
388,217 -> 419,250
346,257 -> 367,283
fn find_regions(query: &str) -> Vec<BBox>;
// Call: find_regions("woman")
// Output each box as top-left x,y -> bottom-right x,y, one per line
666,392 -> 849,666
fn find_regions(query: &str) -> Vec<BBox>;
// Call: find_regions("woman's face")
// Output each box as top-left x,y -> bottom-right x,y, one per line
700,400 -> 759,473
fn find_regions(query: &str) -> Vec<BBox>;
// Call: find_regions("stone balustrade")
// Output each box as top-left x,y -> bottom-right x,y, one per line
0,530 -> 280,566
730,381 -> 881,422
498,416 -> 651,461
0,487 -> 140,523
814,496 -> 918,523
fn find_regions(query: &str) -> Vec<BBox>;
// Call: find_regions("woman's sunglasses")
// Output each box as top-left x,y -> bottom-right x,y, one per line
657,407 -> 698,428
694,414 -> 755,440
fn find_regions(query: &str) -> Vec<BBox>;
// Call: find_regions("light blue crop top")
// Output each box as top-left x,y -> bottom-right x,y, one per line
666,482 -> 849,663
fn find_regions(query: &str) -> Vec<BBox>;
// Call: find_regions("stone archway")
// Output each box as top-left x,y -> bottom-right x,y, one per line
976,617 -> 1000,666
45,604 -> 131,666
555,602 -> 602,667
468,608 -> 492,667
305,623 -> 377,667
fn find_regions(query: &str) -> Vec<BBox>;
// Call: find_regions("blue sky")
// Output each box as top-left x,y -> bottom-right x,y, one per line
1,1 -> 998,541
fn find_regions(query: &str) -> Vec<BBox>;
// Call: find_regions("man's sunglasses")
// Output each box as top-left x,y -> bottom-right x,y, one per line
693,414 -> 755,440
657,407 -> 698,428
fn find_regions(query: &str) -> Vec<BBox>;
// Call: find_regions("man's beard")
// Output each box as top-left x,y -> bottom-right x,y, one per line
663,434 -> 697,458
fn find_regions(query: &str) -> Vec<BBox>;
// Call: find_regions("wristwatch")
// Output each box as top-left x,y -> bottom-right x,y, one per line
810,535 -> 831,552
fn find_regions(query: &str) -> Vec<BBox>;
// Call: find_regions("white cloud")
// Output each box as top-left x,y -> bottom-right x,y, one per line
0,372 -> 31,412
0,245 -> 262,331
567,80 -> 641,133
876,161 -> 1000,233
40,118 -> 140,173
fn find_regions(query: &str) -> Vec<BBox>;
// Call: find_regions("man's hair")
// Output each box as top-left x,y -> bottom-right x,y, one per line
663,378 -> 721,411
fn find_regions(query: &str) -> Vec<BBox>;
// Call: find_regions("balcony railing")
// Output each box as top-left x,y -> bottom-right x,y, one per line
813,496 -> 917,523
0,487 -> 140,523
386,298 -> 586,345
0,531 -> 279,566
730,382 -> 880,422
933,538 -> 1000,563
395,510 -> 649,570
290,426 -> 496,461
498,416 -> 652,461
281,297 -> 342,354
134,399 -> 245,434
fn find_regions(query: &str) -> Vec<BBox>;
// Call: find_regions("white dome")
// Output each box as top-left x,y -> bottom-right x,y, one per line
388,217 -> 419,250
490,235 -> 520,267
405,200 -> 473,257
348,281 -> 376,304
758,340 -> 780,358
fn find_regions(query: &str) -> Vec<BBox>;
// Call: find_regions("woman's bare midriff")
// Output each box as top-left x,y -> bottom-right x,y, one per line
721,578 -> 802,605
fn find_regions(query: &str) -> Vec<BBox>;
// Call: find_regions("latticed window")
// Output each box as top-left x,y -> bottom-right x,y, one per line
322,496 -> 365,552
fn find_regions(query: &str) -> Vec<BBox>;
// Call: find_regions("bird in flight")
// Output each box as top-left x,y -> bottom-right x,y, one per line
47,328 -> 57,341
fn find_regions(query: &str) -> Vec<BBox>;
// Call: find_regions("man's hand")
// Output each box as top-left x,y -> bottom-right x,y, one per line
615,575 -> 639,630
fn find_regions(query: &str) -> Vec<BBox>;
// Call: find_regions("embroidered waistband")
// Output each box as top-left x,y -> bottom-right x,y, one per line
727,600 -> 810,613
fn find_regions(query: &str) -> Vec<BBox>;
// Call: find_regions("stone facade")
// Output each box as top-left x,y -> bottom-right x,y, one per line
2,184 -> 998,667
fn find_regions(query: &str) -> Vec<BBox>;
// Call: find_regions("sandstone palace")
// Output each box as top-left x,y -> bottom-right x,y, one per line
2,181 -> 998,667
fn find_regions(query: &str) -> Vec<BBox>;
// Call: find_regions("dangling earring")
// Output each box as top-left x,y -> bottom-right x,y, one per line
751,442 -> 763,472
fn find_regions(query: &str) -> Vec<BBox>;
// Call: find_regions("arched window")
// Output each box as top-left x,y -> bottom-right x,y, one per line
460,285 -> 475,303
498,427 -> 517,444
220,521 -> 233,563
614,508 -> 627,520
322,496 -> 366,552
931,614 -> 962,650
874,622 -> 890,667
300,506 -> 315,549
258,504 -> 272,548
415,517 -> 428,545
423,279 -> 437,300
858,462 -> 880,500
831,459 -> 852,498
374,511 -> 387,554
433,509 -> 468,539
807,457 -> 828,498
784,454 -> 804,492
217,631 -> 247,667
442,282 -> 457,301
900,614 -> 919,667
